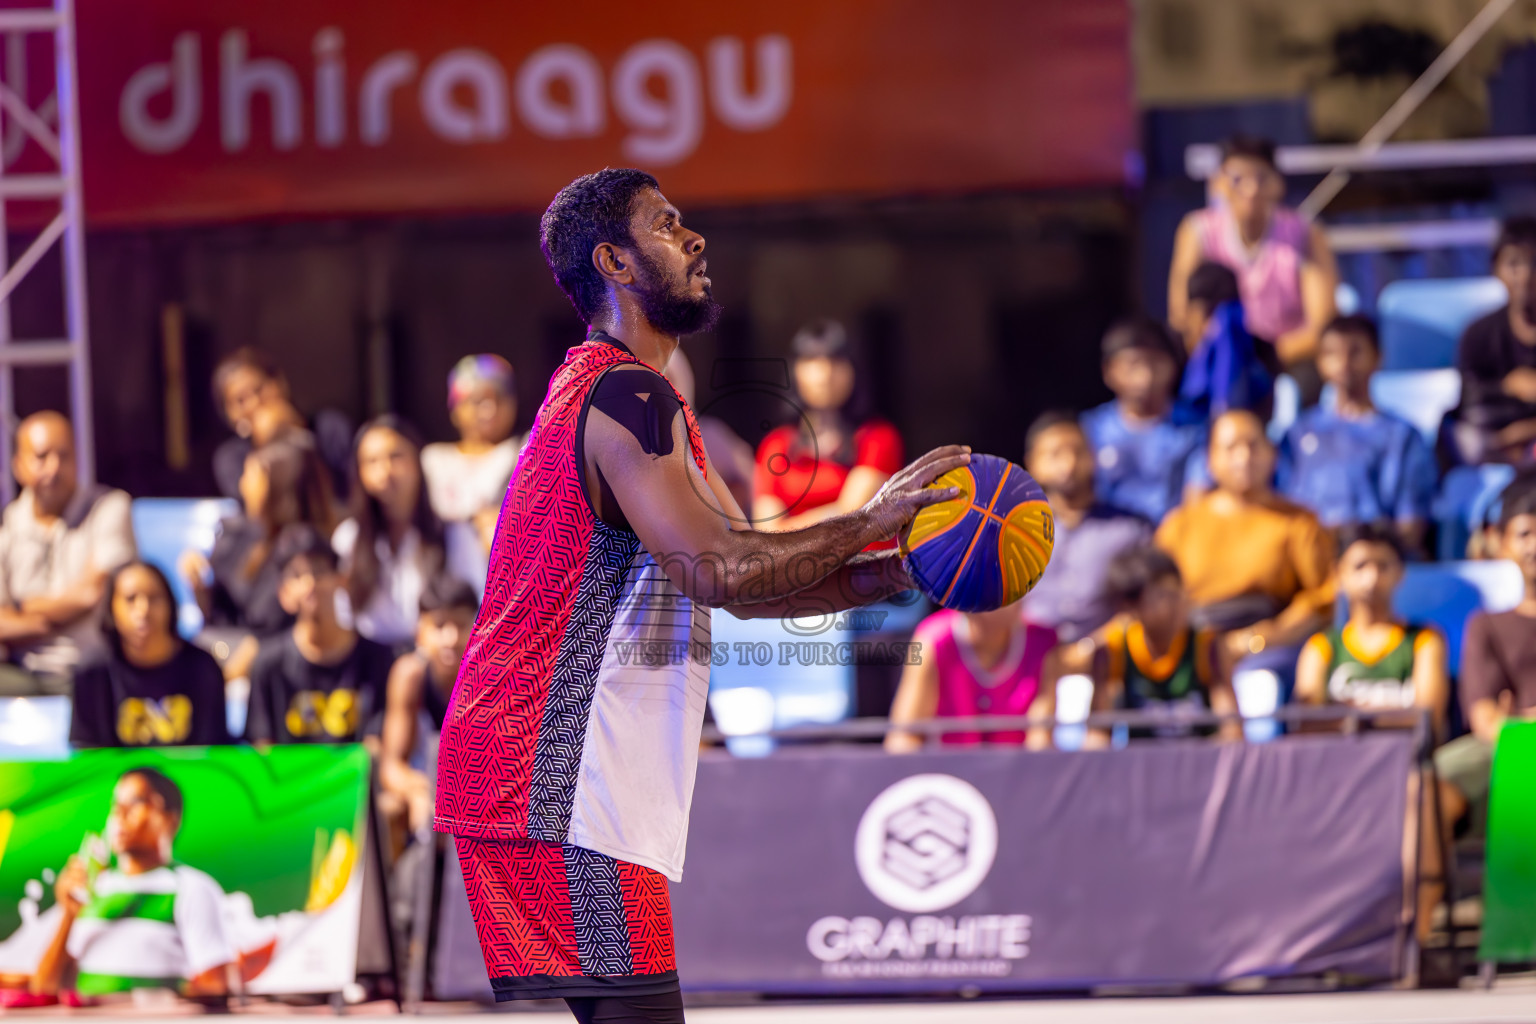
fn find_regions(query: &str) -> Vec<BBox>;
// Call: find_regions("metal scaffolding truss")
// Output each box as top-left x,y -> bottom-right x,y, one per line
0,0 -> 92,502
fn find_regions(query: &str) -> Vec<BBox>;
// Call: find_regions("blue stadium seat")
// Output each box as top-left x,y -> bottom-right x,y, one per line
1377,276 -> 1506,370
1434,464 -> 1517,561
1369,368 -> 1461,447
130,497 -> 239,638
709,608 -> 853,754
1393,560 -> 1524,669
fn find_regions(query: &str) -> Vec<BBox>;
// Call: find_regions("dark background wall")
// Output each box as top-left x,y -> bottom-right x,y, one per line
7,190 -> 1132,497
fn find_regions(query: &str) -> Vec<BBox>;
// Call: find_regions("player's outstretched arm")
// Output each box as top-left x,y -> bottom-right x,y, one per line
585,378 -> 968,608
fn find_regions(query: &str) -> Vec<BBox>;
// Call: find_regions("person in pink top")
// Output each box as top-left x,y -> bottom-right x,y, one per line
884,602 -> 1060,751
1168,135 -> 1339,400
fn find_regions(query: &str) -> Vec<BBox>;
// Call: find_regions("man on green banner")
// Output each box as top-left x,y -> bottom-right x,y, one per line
30,767 -> 236,997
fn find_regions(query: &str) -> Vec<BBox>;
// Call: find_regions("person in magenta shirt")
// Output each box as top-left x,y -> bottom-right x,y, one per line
753,320 -> 904,543
1168,135 -> 1339,401
884,602 -> 1060,751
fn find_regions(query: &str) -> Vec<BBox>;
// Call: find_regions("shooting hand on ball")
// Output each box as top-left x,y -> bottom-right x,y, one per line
863,445 -> 971,540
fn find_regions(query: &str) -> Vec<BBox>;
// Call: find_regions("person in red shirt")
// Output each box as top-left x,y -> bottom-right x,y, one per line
752,320 -> 905,535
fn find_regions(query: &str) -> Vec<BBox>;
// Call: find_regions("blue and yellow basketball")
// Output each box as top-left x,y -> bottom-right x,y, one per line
899,454 -> 1055,613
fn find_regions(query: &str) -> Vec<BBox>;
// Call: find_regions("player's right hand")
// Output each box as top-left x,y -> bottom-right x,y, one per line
863,445 -> 971,540
54,856 -> 88,915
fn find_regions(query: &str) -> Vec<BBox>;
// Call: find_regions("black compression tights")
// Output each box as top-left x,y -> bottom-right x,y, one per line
564,989 -> 685,1024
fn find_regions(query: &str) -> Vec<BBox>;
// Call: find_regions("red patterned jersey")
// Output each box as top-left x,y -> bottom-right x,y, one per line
435,333 -> 712,882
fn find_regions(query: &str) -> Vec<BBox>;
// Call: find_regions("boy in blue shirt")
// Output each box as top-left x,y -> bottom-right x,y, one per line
1277,314 -> 1437,555
1081,318 -> 1204,523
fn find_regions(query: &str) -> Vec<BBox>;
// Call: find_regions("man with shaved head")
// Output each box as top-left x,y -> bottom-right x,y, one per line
0,411 -> 135,693
1155,409 -> 1335,692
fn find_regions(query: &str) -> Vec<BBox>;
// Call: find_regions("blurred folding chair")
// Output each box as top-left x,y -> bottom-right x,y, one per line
1233,669 -> 1281,743
1377,277 -> 1506,371
1370,368 -> 1461,447
0,695 -> 70,759
1053,672 -> 1093,752
130,497 -> 239,638
709,608 -> 853,756
1393,561 -> 1524,669
1435,465 -> 1516,561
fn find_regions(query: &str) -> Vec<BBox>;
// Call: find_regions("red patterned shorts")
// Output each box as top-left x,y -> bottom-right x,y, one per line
454,836 -> 677,1001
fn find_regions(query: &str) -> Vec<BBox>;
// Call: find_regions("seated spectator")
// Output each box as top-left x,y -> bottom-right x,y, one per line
1435,486 -> 1536,835
884,601 -> 1058,752
1295,523 -> 1448,732
753,320 -> 904,538
1278,315 -> 1437,554
1085,546 -> 1240,745
1168,134 -> 1338,400
663,347 -> 756,518
334,416 -> 479,647
1020,412 -> 1152,642
245,526 -> 393,744
211,348 -> 353,502
1080,319 -> 1203,523
1450,216 -> 1536,466
420,355 -> 525,554
1179,262 -> 1274,421
1156,410 -> 1335,684
377,575 -> 477,846
181,439 -> 339,639
70,562 -> 230,747
0,412 -> 135,695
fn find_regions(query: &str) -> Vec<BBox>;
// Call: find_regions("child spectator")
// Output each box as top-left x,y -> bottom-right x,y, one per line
1179,262 -> 1274,421
1278,315 -> 1437,555
1021,412 -> 1152,642
377,575 -> 477,843
0,412 -> 136,694
1168,134 -> 1339,397
245,526 -> 393,744
1080,318 -> 1203,523
753,320 -> 904,536
1450,216 -> 1536,465
885,601 -> 1058,752
211,348 -> 353,502
420,355 -> 525,554
69,562 -> 230,747
1434,486 -> 1536,845
1157,410 -> 1335,683
1295,522 -> 1448,732
1085,546 -> 1241,745
334,416 -> 480,647
181,439 -> 339,638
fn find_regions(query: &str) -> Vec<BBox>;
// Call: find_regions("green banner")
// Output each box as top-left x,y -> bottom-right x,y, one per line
1480,721 -> 1536,964
0,746 -> 370,997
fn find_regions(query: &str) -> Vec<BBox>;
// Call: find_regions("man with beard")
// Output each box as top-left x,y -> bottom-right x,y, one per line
434,169 -> 967,1024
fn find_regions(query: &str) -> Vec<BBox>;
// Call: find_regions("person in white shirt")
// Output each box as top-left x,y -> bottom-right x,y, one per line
0,412 -> 136,693
30,767 -> 236,998
334,416 -> 479,648
420,355 -> 525,555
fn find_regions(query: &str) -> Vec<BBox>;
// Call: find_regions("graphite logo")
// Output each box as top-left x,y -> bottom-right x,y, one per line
854,774 -> 997,913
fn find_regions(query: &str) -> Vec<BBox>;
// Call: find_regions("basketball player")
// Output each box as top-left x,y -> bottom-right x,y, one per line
434,169 -> 969,1024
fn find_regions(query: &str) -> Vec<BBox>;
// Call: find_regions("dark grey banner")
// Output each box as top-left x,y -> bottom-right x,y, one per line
436,734 -> 1413,997
673,735 -> 1412,993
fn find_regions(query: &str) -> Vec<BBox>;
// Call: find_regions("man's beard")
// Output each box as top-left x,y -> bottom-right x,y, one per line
633,249 -> 723,336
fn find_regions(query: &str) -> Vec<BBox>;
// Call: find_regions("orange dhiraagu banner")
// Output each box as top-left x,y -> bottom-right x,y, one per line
62,0 -> 1131,225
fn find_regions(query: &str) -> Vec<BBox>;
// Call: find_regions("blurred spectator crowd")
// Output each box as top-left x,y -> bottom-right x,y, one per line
0,135 -> 1532,952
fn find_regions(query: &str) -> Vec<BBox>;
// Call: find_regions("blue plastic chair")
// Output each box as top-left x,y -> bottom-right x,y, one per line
709,608 -> 853,755
1369,368 -> 1462,447
130,497 -> 239,638
1393,561 -> 1524,669
1377,277 -> 1506,371
1434,465 -> 1517,561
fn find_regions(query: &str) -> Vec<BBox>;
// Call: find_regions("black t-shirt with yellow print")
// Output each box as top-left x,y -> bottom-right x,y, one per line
69,643 -> 231,747
245,632 -> 391,744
